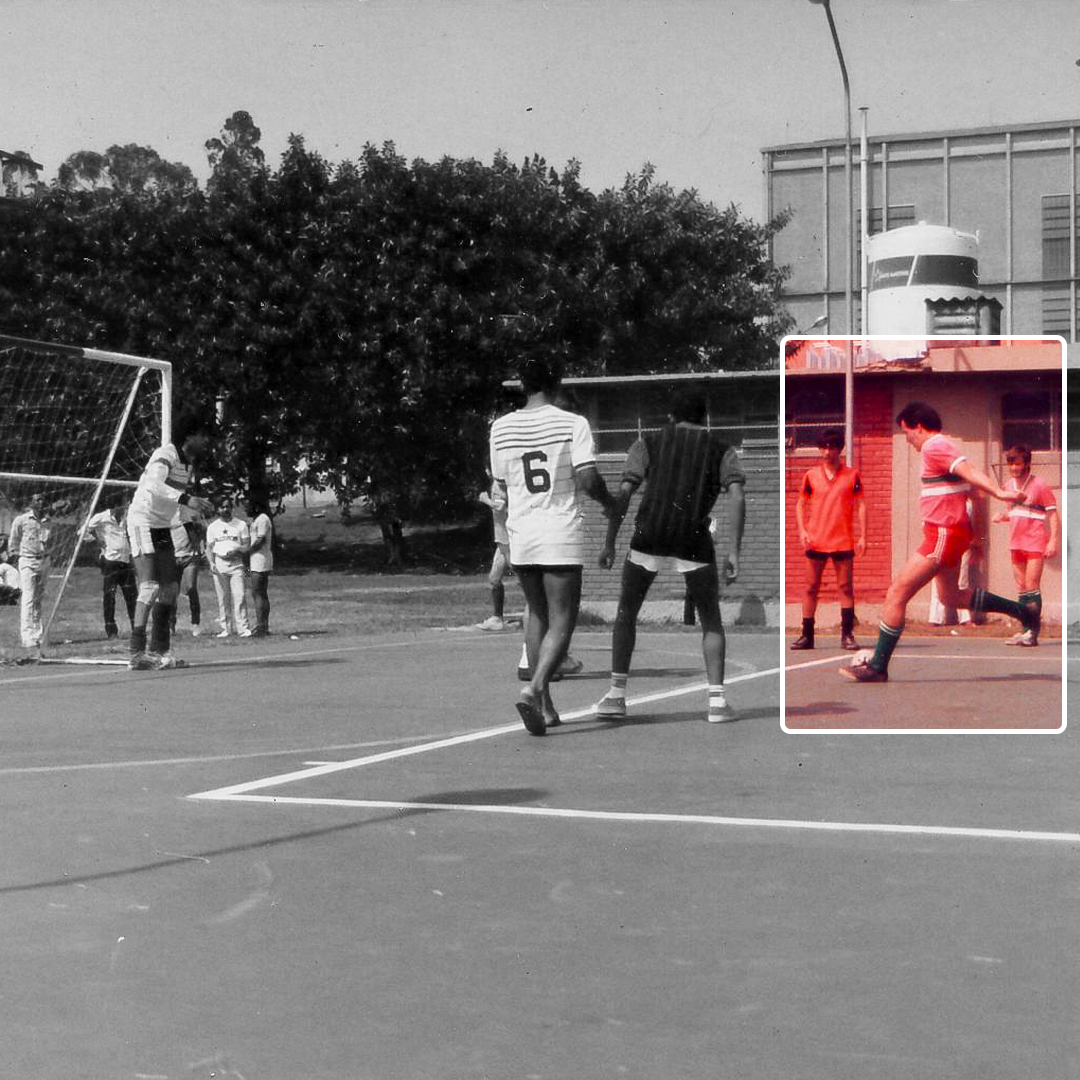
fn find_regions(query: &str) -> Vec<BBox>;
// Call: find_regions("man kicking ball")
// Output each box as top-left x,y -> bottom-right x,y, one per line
843,402 -> 1030,683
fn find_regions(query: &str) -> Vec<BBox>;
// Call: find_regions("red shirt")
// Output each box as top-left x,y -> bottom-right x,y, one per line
1006,473 -> 1056,553
798,464 -> 863,552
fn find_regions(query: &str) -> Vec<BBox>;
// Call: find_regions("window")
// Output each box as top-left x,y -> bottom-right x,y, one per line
909,255 -> 979,289
1001,389 -> 1062,452
785,381 -> 843,450
1042,195 -> 1077,336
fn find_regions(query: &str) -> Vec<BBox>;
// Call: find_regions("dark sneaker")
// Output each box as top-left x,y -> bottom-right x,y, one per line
839,658 -> 888,683
790,635 -> 814,650
840,634 -> 859,651
128,652 -> 156,671
515,693 -> 547,736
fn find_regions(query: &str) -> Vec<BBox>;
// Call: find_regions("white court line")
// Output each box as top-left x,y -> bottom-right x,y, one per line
191,794 -> 1080,845
188,666 -> 781,802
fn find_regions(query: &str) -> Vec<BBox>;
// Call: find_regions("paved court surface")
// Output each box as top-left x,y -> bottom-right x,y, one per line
1,630 -> 1076,1080
785,633 -> 1065,730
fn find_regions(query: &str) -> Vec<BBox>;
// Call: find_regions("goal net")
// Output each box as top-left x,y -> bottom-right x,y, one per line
0,336 -> 171,656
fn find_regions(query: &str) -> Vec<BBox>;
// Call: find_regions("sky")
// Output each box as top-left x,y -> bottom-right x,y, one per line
5,0 -> 1080,223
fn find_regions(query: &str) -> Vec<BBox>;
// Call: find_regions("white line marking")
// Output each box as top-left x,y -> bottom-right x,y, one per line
191,794 -> 1080,845
0,734 -> 473,776
188,666 -> 781,802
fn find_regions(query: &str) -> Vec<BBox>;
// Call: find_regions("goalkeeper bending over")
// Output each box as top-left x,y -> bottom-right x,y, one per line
126,425 -> 213,670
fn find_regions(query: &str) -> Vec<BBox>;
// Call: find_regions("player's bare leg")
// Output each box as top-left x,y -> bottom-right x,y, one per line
834,556 -> 858,649
515,567 -> 581,734
843,552 -> 937,682
793,556 -> 826,649
685,562 -> 734,722
596,559 -> 655,719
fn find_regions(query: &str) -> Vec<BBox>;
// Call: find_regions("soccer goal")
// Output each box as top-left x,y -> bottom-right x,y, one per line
0,336 -> 171,656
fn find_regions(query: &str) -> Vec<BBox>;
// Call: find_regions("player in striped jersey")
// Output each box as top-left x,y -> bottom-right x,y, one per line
993,444 -> 1059,647
593,390 -> 745,723
489,357 -> 614,735
126,424 -> 213,670
843,402 -> 1030,683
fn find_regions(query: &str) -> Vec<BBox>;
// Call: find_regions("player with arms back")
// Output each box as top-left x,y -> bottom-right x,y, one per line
594,389 -> 745,724
489,356 -> 613,735
126,422 -> 213,670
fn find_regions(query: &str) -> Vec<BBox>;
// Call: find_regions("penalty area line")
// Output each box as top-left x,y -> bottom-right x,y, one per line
191,794 -> 1080,845
188,664 -> 781,802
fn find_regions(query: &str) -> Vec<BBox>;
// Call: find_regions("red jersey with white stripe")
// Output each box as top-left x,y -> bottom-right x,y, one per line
919,433 -> 970,527
1006,473 -> 1056,553
489,404 -> 596,565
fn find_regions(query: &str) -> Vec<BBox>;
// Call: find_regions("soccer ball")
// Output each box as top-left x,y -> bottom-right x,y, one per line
850,648 -> 874,668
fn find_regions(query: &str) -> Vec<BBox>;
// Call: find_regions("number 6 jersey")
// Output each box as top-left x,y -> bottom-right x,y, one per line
489,403 -> 597,566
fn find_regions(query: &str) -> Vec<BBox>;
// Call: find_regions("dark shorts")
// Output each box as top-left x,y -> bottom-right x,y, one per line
806,549 -> 854,562
133,528 -> 179,587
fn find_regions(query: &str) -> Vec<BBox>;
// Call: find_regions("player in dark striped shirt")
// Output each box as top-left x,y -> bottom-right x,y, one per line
595,390 -> 745,723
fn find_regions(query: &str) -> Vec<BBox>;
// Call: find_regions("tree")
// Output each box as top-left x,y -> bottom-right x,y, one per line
205,110 -> 267,193
56,144 -> 195,195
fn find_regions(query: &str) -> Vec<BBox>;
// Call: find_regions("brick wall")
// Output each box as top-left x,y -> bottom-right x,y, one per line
580,442 -> 781,624
784,383 -> 893,604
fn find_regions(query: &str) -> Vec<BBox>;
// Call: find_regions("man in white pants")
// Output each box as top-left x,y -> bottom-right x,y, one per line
206,498 -> 251,637
9,493 -> 49,648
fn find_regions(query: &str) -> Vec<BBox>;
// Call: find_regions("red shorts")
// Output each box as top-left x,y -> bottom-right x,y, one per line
917,522 -> 972,568
1011,549 -> 1044,564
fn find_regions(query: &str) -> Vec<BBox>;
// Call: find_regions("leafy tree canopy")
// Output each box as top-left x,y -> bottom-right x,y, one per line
0,115 -> 790,563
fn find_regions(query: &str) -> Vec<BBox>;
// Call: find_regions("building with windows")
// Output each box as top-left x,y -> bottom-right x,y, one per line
764,119 -> 1080,363
0,150 -> 41,203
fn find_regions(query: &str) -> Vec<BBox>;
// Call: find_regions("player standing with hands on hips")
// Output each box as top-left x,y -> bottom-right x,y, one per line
489,355 -> 614,736
126,423 -> 213,670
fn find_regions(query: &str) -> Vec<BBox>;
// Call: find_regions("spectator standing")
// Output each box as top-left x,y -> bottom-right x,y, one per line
0,533 -> 20,605
245,497 -> 274,637
83,496 -> 137,639
9,493 -> 50,648
994,444 -> 1059,647
206,498 -> 251,638
171,502 -> 205,637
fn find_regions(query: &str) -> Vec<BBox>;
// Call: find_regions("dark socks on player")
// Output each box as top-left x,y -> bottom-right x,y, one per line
869,621 -> 902,673
492,582 -> 505,619
800,617 -> 814,643
1018,590 -> 1041,638
130,626 -> 147,656
840,607 -> 854,637
149,604 -> 172,655
971,587 -> 1022,622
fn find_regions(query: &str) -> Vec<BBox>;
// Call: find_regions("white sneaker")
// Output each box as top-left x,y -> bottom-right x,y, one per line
153,652 -> 187,670
476,616 -> 507,631
239,629 -> 253,638
707,699 -> 737,723
594,691 -> 626,718
216,629 -> 231,638
191,625 -> 203,638
1006,630 -> 1034,647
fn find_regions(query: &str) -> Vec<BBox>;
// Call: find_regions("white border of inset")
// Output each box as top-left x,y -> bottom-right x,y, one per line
780,334 -> 1067,734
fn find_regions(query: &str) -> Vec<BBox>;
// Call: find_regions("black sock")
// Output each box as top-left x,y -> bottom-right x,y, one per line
801,617 -> 814,641
972,587 -> 1021,621
840,607 -> 855,636
130,627 -> 147,656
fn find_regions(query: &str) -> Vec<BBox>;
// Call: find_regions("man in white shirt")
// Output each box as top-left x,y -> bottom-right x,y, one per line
83,495 -> 137,639
489,357 -> 613,736
206,498 -> 252,638
126,429 -> 213,670
9,493 -> 50,648
244,496 -> 274,637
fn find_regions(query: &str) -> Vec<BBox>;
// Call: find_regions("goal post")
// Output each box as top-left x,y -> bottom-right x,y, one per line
0,336 -> 172,654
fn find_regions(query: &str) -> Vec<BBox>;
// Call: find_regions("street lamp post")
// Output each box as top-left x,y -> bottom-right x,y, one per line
809,0 -> 855,465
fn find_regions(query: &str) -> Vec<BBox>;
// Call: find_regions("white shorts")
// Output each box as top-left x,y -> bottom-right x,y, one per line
628,548 -> 709,574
